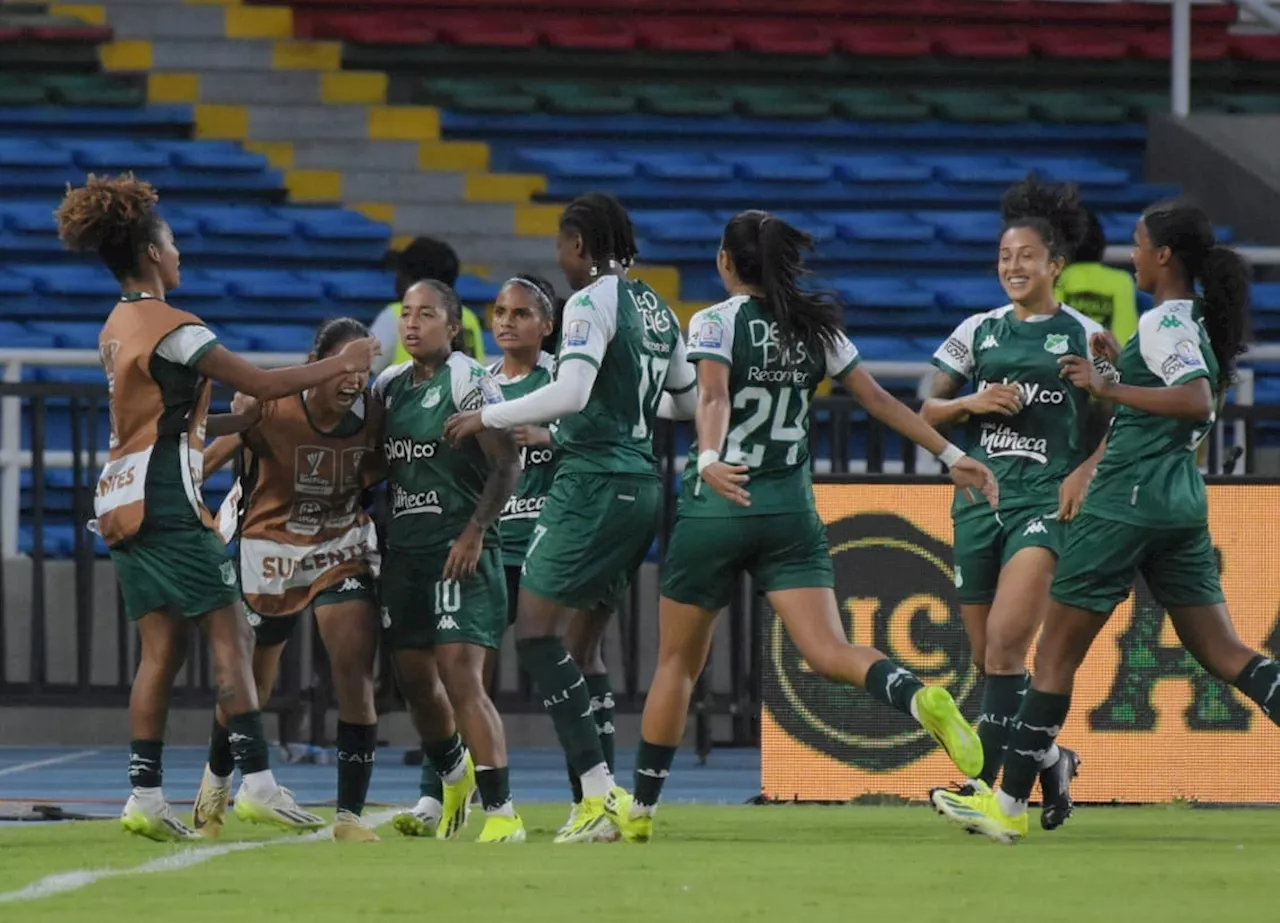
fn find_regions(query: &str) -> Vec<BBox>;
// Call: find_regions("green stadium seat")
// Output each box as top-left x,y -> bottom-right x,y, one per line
535,83 -> 639,116
44,74 -> 144,107
828,88 -> 931,121
728,87 -> 833,120
0,75 -> 48,105
1019,92 -> 1129,124
1219,94 -> 1280,115
421,78 -> 539,115
914,90 -> 1030,123
635,85 -> 735,118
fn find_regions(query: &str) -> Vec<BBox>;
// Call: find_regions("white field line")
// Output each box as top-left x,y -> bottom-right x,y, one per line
0,808 -> 402,904
0,750 -> 99,778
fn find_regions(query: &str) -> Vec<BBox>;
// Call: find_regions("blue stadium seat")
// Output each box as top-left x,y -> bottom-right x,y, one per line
1015,157 -> 1128,186
920,211 -> 1003,244
203,269 -> 326,301
834,277 -> 936,309
195,206 -> 297,241
167,143 -> 269,173
0,140 -> 74,168
716,153 -> 834,183
1252,283 -> 1280,312
0,319 -> 55,348
919,277 -> 1008,311
850,335 -> 923,361
236,324 -> 316,352
515,148 -> 635,181
457,275 -> 501,305
928,155 -> 1027,185
26,321 -> 101,348
313,270 -> 395,303
831,212 -> 935,243
621,152 -> 735,182
277,208 -> 391,243
814,154 -> 934,184
69,140 -> 171,171
632,209 -> 721,243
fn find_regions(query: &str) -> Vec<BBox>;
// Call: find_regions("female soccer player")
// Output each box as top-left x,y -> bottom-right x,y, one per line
376,280 -> 526,844
921,177 -> 1109,828
444,192 -> 699,843
932,201 -> 1280,844
604,210 -> 1000,841
56,173 -> 377,840
194,317 -> 384,842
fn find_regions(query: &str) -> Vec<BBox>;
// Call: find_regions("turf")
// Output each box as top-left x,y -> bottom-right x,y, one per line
1,805 -> 1276,921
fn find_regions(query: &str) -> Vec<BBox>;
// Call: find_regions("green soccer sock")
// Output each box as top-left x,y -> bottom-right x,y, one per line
128,739 -> 163,790
476,766 -> 513,814
335,721 -> 377,816
586,673 -> 616,772
863,658 -> 926,717
1001,688 -> 1071,804
423,732 -> 468,785
419,756 -> 443,803
634,739 -> 677,809
516,636 -> 605,777
226,711 -> 271,776
207,716 -> 234,780
976,673 -> 1028,786
1235,655 -> 1280,726
565,758 -> 583,803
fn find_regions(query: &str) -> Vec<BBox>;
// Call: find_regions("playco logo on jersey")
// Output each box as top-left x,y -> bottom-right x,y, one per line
977,379 -> 1066,405
385,437 -> 437,462
762,481 -> 1280,804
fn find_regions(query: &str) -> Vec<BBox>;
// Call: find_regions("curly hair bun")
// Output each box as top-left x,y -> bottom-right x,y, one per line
55,172 -> 159,253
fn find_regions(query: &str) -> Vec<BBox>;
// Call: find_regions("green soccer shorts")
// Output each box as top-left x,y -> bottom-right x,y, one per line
952,504 -> 1062,605
380,546 -> 507,650
661,511 -> 833,612
1051,512 -> 1224,615
111,523 -> 240,622
519,471 -> 661,611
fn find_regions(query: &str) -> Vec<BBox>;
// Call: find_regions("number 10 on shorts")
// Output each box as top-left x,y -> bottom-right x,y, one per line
434,580 -> 461,615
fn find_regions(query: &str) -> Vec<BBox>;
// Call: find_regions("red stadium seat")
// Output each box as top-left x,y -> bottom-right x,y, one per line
432,15 -> 538,48
1128,30 -> 1230,62
1032,29 -> 1131,61
732,22 -> 836,56
634,20 -> 735,53
835,25 -> 933,58
26,24 -> 113,42
302,12 -> 435,44
933,26 -> 1031,59
1230,34 -> 1280,62
0,26 -> 23,42
541,19 -> 637,51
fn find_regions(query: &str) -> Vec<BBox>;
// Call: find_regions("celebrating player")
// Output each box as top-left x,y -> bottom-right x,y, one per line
56,173 -> 377,840
444,192 -> 698,843
920,176 -> 1109,827
194,317 -> 384,842
932,202 -> 1280,843
603,211 -> 998,841
377,280 -> 526,844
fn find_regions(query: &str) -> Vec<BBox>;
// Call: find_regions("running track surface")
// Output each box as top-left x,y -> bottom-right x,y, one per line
0,746 -> 761,822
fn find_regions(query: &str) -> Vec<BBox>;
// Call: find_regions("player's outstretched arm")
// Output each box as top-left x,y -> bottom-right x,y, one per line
445,360 -> 596,442
1058,355 -> 1215,420
842,365 -> 998,507
196,337 -> 379,402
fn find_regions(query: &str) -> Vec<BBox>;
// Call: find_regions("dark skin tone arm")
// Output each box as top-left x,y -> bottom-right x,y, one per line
1059,355 -> 1216,420
442,427 -> 521,582
194,338 -> 378,403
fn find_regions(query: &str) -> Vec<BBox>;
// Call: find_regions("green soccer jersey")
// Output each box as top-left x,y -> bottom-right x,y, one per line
490,351 -> 557,566
680,295 -> 860,517
1083,299 -> 1218,529
553,274 -> 696,477
932,304 -> 1106,521
373,352 -> 506,551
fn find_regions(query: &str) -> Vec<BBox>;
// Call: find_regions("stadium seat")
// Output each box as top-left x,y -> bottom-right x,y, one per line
717,153 -> 834,183
1019,92 -> 1130,124
835,26 -> 933,58
920,277 -> 1008,312
516,149 -> 635,181
622,152 -> 735,182
634,85 -> 735,118
634,20 -> 734,53
914,90 -> 1031,123
540,19 -> 637,51
727,87 -> 833,120
827,89 -> 931,122
732,22 -> 836,56
433,15 -> 540,48
932,27 -> 1031,59
536,84 -> 639,117
831,212 -> 935,244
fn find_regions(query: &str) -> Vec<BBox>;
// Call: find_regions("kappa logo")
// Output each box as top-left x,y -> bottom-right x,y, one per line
381,607 -> 391,629
339,577 -> 364,593
979,335 -> 999,351
1022,518 -> 1049,537
1043,333 -> 1069,355
1159,314 -> 1184,330
436,615 -> 460,631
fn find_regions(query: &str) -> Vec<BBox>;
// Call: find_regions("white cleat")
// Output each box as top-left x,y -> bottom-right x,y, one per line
121,794 -> 201,842
392,797 -> 443,838
232,783 -> 325,832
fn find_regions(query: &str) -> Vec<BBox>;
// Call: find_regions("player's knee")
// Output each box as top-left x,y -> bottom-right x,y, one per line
803,647 -> 843,683
983,637 -> 1030,676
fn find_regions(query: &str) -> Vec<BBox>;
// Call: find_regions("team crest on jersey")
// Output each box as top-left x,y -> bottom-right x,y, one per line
1043,333 -> 1069,355
220,560 -> 237,587
565,319 -> 590,347
421,387 -> 441,409
697,320 -> 724,349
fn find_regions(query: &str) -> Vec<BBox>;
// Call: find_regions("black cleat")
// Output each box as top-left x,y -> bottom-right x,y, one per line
1038,747 -> 1080,831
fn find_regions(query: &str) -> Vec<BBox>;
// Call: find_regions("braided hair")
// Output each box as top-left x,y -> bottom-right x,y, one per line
559,192 -> 638,273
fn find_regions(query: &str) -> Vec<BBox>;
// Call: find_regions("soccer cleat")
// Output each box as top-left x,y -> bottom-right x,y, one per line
1038,747 -> 1081,831
914,685 -> 984,779
927,780 -> 991,835
557,802 -> 582,838
604,787 -> 653,843
931,786 -> 1029,845
436,754 -> 477,841
232,783 -> 325,833
552,796 -> 620,843
333,809 -> 380,842
392,798 -> 442,837
477,813 -> 527,843
121,794 -> 201,842
192,765 -> 232,838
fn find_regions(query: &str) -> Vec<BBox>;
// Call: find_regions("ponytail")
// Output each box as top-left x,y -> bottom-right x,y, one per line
722,210 -> 844,358
1197,245 -> 1251,390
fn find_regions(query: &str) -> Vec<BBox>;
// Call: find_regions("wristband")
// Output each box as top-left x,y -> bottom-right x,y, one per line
697,449 -> 721,474
937,444 -> 965,467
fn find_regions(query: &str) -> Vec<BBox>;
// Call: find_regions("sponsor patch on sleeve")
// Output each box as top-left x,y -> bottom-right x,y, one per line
942,337 -> 969,365
565,319 -> 591,348
1175,339 -> 1203,367
696,320 -> 724,349
478,375 -> 504,405
1162,355 -> 1187,380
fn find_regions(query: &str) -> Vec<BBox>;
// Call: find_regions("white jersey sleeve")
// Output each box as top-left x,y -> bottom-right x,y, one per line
686,301 -> 738,366
156,324 -> 218,366
558,277 -> 619,369
824,332 -> 860,380
449,353 -> 505,412
370,361 -> 411,404
932,315 -> 980,380
663,329 -> 697,395
1139,301 -> 1210,387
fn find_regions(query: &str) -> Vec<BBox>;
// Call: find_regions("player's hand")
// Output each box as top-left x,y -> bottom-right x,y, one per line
1090,331 -> 1122,365
950,456 -> 999,509
230,391 -> 260,423
701,461 -> 751,508
513,425 -> 552,447
444,410 -> 486,445
963,383 -> 1023,416
1059,354 -> 1112,398
443,523 -> 484,582
338,337 -> 381,373
1057,463 -> 1094,522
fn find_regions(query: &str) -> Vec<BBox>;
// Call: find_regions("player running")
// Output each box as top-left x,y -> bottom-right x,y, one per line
603,210 -> 999,841
377,280 -> 526,844
921,176 -> 1110,828
931,202 -> 1280,843
444,192 -> 699,843
56,173 -> 376,840
194,317 -> 384,842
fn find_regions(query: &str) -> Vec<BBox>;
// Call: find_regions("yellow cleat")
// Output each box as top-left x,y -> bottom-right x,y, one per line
333,810 -> 380,842
930,785 -> 1029,845
192,765 -> 231,838
436,754 -> 477,841
915,685 -> 984,779
604,787 -> 652,843
556,802 -> 582,839
121,794 -> 201,842
232,783 -> 325,833
477,813 -> 527,843
553,795 -> 619,843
